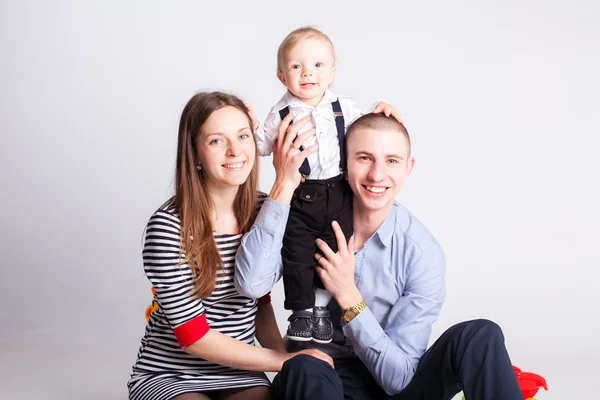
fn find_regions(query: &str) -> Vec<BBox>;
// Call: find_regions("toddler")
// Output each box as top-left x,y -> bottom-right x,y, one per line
256,27 -> 401,343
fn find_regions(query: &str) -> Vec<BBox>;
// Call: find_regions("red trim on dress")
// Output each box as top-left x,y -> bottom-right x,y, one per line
173,314 -> 210,347
258,292 -> 271,305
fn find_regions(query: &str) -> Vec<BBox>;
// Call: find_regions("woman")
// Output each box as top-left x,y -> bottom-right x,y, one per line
128,92 -> 331,400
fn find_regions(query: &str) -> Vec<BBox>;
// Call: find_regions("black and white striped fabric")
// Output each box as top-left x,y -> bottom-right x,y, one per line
128,194 -> 270,400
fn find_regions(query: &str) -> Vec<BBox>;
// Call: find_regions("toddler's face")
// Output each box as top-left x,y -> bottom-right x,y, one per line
278,37 -> 335,107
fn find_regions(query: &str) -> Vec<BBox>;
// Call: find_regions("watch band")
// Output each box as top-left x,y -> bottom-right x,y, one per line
342,300 -> 367,323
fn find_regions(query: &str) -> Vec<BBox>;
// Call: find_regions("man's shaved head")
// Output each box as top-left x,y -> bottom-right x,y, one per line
346,113 -> 411,157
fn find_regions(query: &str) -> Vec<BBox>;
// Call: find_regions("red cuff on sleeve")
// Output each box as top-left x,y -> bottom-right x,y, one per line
258,292 -> 271,305
173,314 -> 210,347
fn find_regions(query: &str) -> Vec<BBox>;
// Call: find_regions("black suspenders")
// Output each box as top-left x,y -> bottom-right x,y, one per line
278,99 -> 346,177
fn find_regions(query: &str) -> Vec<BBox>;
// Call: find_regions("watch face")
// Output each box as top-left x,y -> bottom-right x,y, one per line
344,310 -> 355,322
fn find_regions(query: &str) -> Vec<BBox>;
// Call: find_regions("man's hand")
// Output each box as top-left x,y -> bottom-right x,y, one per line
373,101 -> 404,124
269,113 -> 317,203
315,221 -> 363,310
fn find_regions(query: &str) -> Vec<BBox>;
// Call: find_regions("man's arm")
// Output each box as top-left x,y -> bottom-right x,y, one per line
235,113 -> 318,298
343,246 -> 446,395
234,198 -> 288,298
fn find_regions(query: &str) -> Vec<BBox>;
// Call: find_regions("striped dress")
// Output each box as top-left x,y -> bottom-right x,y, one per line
128,195 -> 271,400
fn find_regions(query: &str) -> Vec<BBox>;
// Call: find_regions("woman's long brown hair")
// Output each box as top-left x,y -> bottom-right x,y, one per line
172,91 -> 259,299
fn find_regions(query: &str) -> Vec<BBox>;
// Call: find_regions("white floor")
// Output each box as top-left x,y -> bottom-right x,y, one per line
0,340 -> 595,399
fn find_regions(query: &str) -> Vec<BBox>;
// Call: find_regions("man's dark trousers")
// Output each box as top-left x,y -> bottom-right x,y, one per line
271,319 -> 523,400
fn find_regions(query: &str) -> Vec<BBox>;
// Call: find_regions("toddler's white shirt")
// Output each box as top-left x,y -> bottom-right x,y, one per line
256,90 -> 374,180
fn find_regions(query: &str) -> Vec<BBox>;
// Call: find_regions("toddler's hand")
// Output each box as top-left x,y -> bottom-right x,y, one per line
243,101 -> 260,132
373,101 -> 404,124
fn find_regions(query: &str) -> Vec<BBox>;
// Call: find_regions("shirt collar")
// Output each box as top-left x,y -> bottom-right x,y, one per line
319,89 -> 337,105
374,204 -> 397,247
283,89 -> 337,109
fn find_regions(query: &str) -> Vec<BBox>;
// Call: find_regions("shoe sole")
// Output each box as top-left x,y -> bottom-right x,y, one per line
312,337 -> 333,344
285,335 -> 312,342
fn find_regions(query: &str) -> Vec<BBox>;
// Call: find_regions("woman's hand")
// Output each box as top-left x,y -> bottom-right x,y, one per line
269,113 -> 318,204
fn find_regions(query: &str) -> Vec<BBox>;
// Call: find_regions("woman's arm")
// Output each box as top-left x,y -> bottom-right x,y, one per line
184,327 -> 332,372
255,302 -> 286,353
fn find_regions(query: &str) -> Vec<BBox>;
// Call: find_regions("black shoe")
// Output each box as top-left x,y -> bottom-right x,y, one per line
286,310 -> 313,342
312,306 -> 333,344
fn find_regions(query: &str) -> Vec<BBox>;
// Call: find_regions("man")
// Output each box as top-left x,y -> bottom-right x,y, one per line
235,113 -> 522,399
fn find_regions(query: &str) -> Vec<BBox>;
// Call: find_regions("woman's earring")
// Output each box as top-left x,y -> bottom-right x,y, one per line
196,165 -> 202,171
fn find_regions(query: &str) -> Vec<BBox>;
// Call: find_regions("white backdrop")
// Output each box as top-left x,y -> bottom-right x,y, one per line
1,1 -> 599,399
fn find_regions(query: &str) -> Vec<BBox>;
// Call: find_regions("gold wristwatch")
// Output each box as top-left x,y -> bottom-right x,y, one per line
341,300 -> 367,323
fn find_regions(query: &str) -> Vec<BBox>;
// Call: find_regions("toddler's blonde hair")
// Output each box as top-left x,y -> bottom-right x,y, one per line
277,26 -> 336,73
